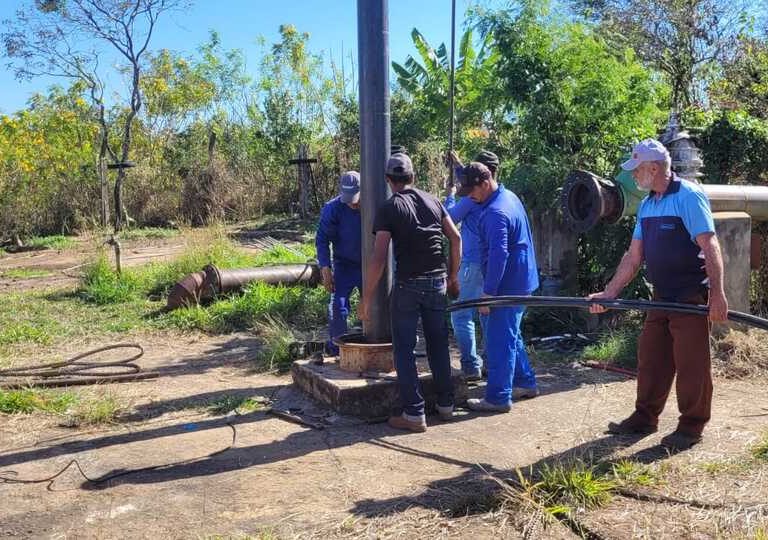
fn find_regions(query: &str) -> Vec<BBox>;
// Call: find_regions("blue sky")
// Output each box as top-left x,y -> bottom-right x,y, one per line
0,0 -> 491,114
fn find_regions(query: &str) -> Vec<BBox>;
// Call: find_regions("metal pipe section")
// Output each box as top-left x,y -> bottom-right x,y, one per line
357,0 -> 393,343
166,263 -> 321,310
561,170 -> 768,233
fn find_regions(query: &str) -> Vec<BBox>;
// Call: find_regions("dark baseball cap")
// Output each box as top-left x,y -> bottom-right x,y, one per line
474,150 -> 500,171
456,162 -> 491,196
339,171 -> 360,203
386,153 -> 414,176
390,144 -> 407,155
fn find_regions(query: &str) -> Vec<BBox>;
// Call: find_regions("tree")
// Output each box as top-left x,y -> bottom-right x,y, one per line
710,36 -> 768,118
392,27 -> 501,143
2,0 -> 188,271
571,0 -> 754,109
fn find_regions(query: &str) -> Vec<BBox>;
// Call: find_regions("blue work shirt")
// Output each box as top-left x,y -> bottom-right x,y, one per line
632,174 -> 715,301
444,195 -> 483,264
478,185 -> 539,296
315,196 -> 362,268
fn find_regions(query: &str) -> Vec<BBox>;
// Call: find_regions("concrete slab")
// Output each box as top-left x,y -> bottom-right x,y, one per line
291,358 -> 469,419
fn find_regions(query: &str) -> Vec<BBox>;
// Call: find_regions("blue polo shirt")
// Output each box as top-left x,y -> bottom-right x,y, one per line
632,174 -> 715,301
444,195 -> 482,264
478,185 -> 539,296
315,196 -> 362,268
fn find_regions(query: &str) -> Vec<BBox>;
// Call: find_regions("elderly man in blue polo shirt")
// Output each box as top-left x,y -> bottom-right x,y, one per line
316,171 -> 362,355
455,162 -> 540,412
588,138 -> 728,451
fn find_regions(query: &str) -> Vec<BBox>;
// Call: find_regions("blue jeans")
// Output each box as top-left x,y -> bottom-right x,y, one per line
391,275 -> 454,416
450,261 -> 486,373
326,261 -> 362,355
484,306 -> 537,405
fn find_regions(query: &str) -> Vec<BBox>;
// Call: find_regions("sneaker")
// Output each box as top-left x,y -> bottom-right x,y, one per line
512,387 -> 539,400
436,404 -> 455,421
387,413 -> 427,433
463,368 -> 483,381
466,398 -> 511,413
606,417 -> 658,435
660,430 -> 701,451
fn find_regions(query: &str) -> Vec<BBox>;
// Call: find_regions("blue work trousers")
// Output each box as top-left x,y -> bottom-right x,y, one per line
484,306 -> 537,405
326,261 -> 362,354
391,276 -> 454,416
450,261 -> 486,373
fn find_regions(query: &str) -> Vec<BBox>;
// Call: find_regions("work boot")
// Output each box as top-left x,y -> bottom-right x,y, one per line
660,430 -> 702,452
512,386 -> 539,400
463,368 -> 483,382
436,404 -> 455,421
606,417 -> 658,435
387,413 -> 427,433
466,398 -> 511,413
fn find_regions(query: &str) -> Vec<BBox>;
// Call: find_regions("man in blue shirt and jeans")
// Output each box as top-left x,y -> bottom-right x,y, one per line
456,162 -> 540,412
358,153 -> 462,432
316,171 -> 362,355
443,150 -> 496,380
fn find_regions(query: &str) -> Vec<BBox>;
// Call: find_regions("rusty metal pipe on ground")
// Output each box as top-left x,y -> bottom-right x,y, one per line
166,263 -> 321,310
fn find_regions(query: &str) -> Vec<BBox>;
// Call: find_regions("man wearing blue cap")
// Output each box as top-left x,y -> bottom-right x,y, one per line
455,162 -> 540,413
588,138 -> 728,451
316,171 -> 362,355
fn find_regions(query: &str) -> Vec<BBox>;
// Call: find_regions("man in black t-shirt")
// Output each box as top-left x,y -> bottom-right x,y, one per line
358,153 -> 462,432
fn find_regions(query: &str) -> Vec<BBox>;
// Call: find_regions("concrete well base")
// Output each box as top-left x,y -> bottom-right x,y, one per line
291,358 -> 469,419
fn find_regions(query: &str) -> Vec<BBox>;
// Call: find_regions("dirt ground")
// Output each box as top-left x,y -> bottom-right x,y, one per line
2,230 -> 767,538
1,329 -> 767,539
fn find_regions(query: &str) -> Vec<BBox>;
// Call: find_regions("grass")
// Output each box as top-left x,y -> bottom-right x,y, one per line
0,387 -> 125,424
119,227 -> 180,240
0,388 -> 78,414
251,316 -> 298,372
79,230 -> 317,304
0,268 -> 53,279
27,234 -> 77,250
159,282 -> 326,334
206,394 -> 269,415
582,327 -> 638,368
610,459 -> 659,487
0,321 -> 55,346
750,432 -> 768,461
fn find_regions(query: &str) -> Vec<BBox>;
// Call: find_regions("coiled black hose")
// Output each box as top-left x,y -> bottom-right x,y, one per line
447,295 -> 768,331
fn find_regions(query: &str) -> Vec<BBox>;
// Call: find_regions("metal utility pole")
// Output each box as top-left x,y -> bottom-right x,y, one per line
448,0 -> 457,186
357,0 -> 392,343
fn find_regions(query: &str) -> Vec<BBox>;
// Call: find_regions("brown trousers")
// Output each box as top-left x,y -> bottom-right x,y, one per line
631,293 -> 712,436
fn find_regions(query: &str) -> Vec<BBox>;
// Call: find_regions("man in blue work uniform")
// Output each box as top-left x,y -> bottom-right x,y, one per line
315,171 -> 362,355
443,150 -> 498,379
589,139 -> 728,451
457,162 -> 540,412
358,153 -> 462,432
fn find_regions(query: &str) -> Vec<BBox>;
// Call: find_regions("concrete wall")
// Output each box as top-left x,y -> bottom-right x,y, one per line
714,211 -> 752,313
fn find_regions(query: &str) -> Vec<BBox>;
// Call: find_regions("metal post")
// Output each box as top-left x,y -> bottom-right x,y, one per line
448,0 -> 457,187
358,0 -> 392,342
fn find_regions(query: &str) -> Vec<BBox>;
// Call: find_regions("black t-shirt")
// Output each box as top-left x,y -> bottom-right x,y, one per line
372,187 -> 447,280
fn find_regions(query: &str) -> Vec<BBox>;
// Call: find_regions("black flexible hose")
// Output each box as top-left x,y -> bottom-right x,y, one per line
447,295 -> 768,331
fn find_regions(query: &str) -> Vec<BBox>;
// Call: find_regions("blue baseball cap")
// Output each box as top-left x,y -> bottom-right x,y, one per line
339,171 -> 360,204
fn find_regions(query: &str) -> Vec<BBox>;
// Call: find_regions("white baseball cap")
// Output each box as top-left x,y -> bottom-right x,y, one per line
621,138 -> 670,171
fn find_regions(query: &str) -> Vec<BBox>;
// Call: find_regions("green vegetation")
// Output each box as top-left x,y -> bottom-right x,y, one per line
206,394 -> 269,415
582,327 -> 639,368
69,392 -> 123,425
0,268 -> 53,279
750,432 -> 768,461
0,388 -> 77,414
119,227 -> 180,240
610,459 -> 659,487
27,235 -> 77,250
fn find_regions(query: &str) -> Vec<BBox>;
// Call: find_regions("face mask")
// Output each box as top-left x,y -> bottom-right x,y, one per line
635,167 -> 653,191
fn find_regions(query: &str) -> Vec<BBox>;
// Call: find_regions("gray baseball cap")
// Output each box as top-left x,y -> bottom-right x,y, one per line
385,153 -> 414,176
339,171 -> 360,204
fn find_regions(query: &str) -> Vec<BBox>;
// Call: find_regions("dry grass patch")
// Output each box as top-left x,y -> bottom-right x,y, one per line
713,328 -> 768,378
